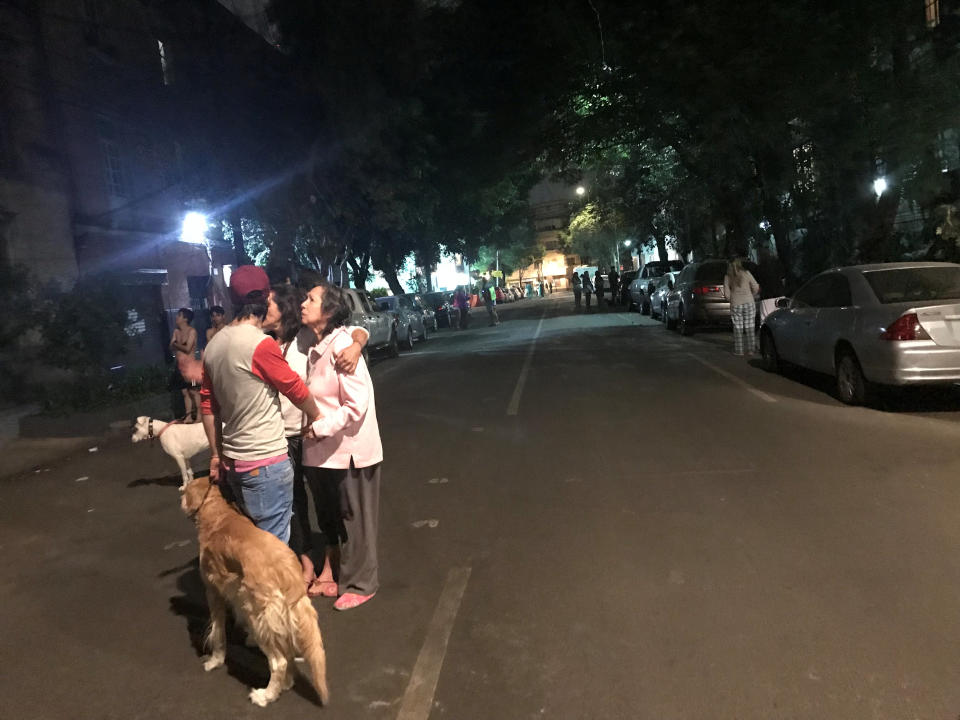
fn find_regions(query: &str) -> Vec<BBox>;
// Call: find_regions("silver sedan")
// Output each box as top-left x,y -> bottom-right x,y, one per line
759,262 -> 960,404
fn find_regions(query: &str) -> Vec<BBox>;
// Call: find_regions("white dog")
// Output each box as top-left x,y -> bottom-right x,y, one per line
131,416 -> 208,488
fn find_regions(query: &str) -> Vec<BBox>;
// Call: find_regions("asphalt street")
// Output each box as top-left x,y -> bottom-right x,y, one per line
3,291 -> 960,719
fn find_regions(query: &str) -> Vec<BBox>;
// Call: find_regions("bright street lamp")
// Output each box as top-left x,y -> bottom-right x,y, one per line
181,211 -> 208,244
873,177 -> 888,198
575,186 -> 586,196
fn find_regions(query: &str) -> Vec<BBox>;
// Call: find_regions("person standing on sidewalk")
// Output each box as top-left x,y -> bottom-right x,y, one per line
170,308 -> 201,422
481,277 -> 499,326
594,271 -> 605,308
571,270 -> 582,309
582,271 -> 594,310
200,265 -> 322,544
300,281 -> 384,611
608,266 -> 620,306
755,246 -> 787,325
205,305 -> 225,344
724,258 -> 760,357
454,285 -> 470,329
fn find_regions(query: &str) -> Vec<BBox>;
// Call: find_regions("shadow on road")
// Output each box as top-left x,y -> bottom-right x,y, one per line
748,359 -> 960,414
166,558 -> 323,704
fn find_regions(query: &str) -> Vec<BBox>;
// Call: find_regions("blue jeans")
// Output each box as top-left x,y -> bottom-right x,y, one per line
227,459 -> 294,543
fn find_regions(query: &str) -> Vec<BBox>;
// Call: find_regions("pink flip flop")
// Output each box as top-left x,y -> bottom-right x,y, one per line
333,592 -> 376,611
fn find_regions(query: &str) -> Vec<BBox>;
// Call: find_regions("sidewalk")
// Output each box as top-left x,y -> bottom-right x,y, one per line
0,393 -> 171,480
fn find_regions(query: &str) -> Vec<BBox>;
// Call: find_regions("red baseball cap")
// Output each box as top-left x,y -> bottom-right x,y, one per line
229,265 -> 271,305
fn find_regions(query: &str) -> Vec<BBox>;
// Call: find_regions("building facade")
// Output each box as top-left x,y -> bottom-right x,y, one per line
0,0 -> 305,366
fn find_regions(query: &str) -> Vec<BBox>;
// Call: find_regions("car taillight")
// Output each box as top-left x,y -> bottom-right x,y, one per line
881,313 -> 930,341
692,285 -> 721,295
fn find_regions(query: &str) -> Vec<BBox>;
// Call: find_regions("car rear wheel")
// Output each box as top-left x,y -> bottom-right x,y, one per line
665,306 -> 676,330
678,307 -> 694,335
836,350 -> 867,405
760,329 -> 779,372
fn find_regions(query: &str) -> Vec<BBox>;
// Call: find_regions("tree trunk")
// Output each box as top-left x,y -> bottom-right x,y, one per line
656,235 -> 669,262
347,252 -> 370,289
381,263 -> 406,296
230,210 -> 248,266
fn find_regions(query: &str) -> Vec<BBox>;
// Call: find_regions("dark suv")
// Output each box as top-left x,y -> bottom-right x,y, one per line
664,259 -> 756,335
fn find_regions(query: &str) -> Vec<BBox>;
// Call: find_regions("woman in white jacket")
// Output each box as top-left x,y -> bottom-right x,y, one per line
724,258 -> 760,356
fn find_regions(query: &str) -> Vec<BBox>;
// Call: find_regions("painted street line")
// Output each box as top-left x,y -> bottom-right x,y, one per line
506,309 -> 547,415
688,353 -> 777,403
411,519 -> 440,528
396,566 -> 472,720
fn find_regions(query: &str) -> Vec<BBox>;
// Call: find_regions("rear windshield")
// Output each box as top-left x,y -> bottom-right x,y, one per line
695,262 -> 728,284
863,267 -> 960,304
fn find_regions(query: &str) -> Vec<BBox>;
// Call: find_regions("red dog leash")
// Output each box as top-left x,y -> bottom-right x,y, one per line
148,418 -> 183,446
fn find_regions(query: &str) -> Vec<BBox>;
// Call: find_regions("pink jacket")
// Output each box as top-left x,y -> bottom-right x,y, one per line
302,326 -> 383,470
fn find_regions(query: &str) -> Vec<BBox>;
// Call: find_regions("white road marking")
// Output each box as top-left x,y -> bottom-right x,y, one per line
411,519 -> 440,528
688,354 -> 777,403
506,311 -> 547,415
396,566 -> 472,720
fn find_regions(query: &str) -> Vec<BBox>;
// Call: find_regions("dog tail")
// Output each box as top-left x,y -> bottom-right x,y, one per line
294,596 -> 330,705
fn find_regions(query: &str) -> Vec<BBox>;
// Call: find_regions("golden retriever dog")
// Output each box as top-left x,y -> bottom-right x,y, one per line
180,475 -> 329,707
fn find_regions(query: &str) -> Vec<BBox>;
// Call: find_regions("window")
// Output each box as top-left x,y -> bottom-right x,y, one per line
157,40 -> 173,85
792,273 -> 851,308
925,0 -> 940,27
96,117 -> 126,197
863,267 -> 960,304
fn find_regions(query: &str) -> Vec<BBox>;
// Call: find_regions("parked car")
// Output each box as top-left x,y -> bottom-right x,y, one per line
664,259 -> 755,335
411,293 -> 436,330
760,262 -> 960,404
650,270 -> 681,321
628,260 -> 685,313
375,293 -> 428,349
342,288 -> 398,357
617,269 -> 638,305
422,291 -> 458,328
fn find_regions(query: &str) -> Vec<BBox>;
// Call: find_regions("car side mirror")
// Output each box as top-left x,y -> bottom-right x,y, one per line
776,297 -> 791,309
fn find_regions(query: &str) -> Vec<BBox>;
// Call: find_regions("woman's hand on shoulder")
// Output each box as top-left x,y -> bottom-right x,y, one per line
334,340 -> 362,374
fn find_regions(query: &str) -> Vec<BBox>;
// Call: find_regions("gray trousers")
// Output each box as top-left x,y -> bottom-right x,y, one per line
304,462 -> 381,596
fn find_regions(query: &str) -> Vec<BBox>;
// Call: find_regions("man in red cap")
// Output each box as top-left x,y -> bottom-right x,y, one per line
200,265 -> 322,543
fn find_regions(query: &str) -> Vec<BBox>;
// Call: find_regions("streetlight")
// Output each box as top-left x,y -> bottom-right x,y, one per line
873,177 -> 888,198
576,186 -> 586,196
181,211 -> 208,244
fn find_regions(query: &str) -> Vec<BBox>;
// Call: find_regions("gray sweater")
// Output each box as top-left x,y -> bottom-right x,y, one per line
724,270 -> 759,306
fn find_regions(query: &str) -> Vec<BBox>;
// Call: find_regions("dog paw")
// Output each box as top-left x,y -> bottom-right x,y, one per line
249,688 -> 274,707
203,653 -> 225,672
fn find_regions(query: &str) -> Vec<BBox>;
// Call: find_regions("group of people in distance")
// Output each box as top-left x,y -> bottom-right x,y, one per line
571,266 -> 620,311
198,265 -> 383,611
